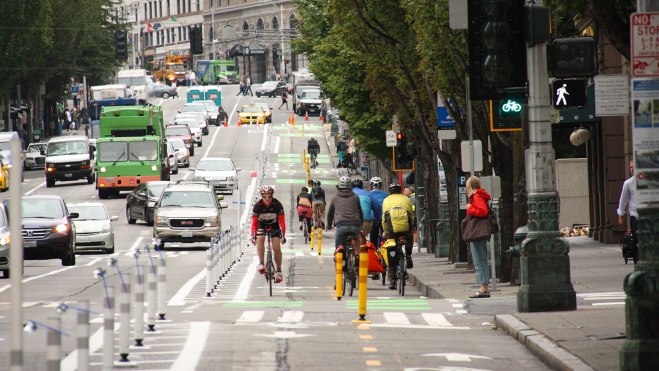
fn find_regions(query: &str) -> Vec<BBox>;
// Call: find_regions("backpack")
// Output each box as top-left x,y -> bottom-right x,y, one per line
298,196 -> 311,208
385,206 -> 411,234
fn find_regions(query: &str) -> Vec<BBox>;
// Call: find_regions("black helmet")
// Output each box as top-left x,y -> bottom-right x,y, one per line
389,183 -> 401,194
301,187 -> 309,193
314,180 -> 321,186
351,179 -> 363,188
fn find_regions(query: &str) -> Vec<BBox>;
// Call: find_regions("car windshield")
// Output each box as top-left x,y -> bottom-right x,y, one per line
27,144 -> 46,153
0,142 -> 10,151
170,140 -> 186,149
129,141 -> 158,161
22,198 -> 65,218
68,205 -> 109,221
261,81 -> 277,88
166,127 -> 190,137
182,105 -> 206,113
302,91 -> 322,99
117,76 -> 146,87
98,141 -> 128,162
241,106 -> 263,113
197,159 -> 233,171
159,190 -> 216,208
47,140 -> 89,156
147,183 -> 168,197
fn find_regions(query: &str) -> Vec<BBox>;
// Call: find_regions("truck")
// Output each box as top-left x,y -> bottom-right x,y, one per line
152,54 -> 189,84
117,69 -> 152,100
45,135 -> 95,188
88,84 -> 138,138
290,69 -> 320,114
95,105 -> 169,199
195,60 -> 240,84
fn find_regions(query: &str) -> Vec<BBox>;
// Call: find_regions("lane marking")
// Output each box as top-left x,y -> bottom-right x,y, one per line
368,323 -> 470,330
383,312 -> 411,325
366,360 -> 381,367
233,256 -> 259,301
202,99 -> 242,159
360,334 -> 373,340
274,136 -> 280,154
169,321 -> 210,371
592,302 -> 625,306
24,181 -> 46,195
422,313 -> 452,327
0,266 -> 76,294
277,310 -> 304,323
168,269 -> 206,306
237,310 -> 265,323
363,346 -> 377,352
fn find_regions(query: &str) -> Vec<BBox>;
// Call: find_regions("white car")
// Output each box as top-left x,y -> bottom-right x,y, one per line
169,138 -> 190,167
23,142 -> 47,170
196,100 -> 220,125
68,203 -> 118,254
192,157 -> 240,193
174,118 -> 202,147
175,111 -> 208,135
180,104 -> 210,134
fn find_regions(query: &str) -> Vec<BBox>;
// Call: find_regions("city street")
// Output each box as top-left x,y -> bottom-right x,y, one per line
0,85 -> 547,370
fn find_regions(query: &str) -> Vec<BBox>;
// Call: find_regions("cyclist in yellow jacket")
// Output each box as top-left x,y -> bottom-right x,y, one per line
381,183 -> 415,289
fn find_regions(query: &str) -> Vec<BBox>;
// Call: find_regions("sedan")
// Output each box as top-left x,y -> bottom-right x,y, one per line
237,104 -> 266,125
23,142 -> 46,170
126,181 -> 171,226
176,111 -> 209,135
0,203 -> 11,278
166,142 -> 178,174
175,119 -> 202,147
255,81 -> 287,97
255,102 -> 273,123
192,157 -> 240,193
180,103 -> 211,131
69,203 -> 118,254
169,138 -> 190,167
196,100 -> 220,126
149,83 -> 178,99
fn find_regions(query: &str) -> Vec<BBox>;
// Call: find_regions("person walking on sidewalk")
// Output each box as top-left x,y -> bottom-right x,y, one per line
245,76 -> 253,96
279,90 -> 288,110
465,176 -> 492,298
617,160 -> 639,265
237,78 -> 245,96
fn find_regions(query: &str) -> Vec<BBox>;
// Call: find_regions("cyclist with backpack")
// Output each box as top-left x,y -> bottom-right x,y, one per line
311,180 -> 326,228
326,176 -> 363,252
296,187 -> 313,233
351,179 -> 373,235
381,183 -> 415,290
368,177 -> 388,246
307,138 -> 320,168
251,186 -> 287,283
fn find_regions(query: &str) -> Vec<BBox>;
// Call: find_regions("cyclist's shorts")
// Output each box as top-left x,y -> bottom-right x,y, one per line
297,205 -> 312,219
255,224 -> 283,238
312,201 -> 326,215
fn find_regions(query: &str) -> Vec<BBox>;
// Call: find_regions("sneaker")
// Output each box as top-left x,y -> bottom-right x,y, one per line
406,256 -> 414,269
274,272 -> 283,283
389,283 -> 397,290
257,264 -> 266,275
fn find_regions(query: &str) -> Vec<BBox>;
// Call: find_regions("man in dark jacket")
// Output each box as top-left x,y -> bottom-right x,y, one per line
327,176 -> 363,250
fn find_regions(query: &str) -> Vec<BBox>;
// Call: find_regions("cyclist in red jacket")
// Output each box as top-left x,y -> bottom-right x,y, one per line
251,185 -> 287,283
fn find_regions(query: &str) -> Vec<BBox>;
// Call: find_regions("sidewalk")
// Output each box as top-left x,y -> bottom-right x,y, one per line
408,237 -> 629,371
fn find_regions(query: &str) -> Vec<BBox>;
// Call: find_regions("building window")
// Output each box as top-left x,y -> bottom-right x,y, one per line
182,0 -> 186,13
289,13 -> 297,29
176,0 -> 180,14
257,18 -> 264,31
242,21 -> 249,36
272,16 -> 278,30
166,0 -> 170,16
159,0 -> 162,18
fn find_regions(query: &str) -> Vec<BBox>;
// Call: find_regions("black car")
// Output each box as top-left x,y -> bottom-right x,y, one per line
255,81 -> 287,98
5,195 -> 78,266
126,181 -> 171,226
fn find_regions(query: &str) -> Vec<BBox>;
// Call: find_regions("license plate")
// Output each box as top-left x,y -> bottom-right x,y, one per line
78,237 -> 90,243
24,240 -> 37,248
65,173 -> 73,178
181,231 -> 193,238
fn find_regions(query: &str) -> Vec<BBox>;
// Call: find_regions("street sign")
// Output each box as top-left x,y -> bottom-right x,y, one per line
594,75 -> 630,116
631,12 -> 659,77
460,140 -> 483,172
436,106 -> 455,128
631,78 -> 659,204
552,79 -> 587,108
71,85 -> 79,96
490,100 -> 523,132
385,130 -> 397,147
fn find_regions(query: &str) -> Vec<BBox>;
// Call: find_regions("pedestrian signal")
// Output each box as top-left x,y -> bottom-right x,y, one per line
552,79 -> 587,108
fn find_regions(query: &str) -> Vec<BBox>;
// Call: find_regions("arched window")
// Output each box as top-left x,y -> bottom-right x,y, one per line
289,13 -> 297,29
256,18 -> 264,31
242,20 -> 249,36
272,16 -> 279,30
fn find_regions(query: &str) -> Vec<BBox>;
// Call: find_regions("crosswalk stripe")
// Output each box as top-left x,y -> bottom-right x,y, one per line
237,310 -> 265,323
277,310 -> 304,323
421,313 -> 452,327
383,312 -> 411,325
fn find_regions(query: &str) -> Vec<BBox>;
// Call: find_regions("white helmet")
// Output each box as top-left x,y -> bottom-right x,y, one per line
338,175 -> 352,189
370,177 -> 382,189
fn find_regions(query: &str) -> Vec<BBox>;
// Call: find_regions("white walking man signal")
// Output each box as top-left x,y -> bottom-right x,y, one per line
556,83 -> 569,106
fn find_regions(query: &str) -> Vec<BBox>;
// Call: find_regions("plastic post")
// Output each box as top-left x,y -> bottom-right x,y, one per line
335,253 -> 343,301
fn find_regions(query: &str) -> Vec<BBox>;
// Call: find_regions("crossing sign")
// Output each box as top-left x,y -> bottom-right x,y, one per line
385,130 -> 397,147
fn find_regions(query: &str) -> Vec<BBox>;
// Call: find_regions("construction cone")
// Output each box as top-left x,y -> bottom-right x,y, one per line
305,112 -> 309,121
237,117 -> 242,127
288,113 -> 294,125
319,113 -> 324,122
223,119 -> 227,127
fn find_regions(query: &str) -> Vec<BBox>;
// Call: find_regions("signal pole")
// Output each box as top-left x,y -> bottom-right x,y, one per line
517,0 -> 576,312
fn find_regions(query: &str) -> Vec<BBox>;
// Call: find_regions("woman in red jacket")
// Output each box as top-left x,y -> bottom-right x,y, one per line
466,176 -> 491,298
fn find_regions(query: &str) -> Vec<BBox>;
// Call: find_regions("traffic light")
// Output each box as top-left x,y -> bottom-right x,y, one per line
468,0 -> 527,100
393,133 -> 414,171
548,37 -> 597,78
114,30 -> 128,60
189,26 -> 203,55
490,99 -> 524,131
396,132 -> 405,145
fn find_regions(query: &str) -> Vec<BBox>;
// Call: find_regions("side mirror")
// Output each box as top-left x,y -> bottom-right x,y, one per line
219,201 -> 228,209
69,212 -> 79,219
111,216 -> 119,222
236,168 -> 242,172
217,195 -> 224,201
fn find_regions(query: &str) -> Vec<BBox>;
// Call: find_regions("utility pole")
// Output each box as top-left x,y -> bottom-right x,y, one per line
517,0 -> 576,312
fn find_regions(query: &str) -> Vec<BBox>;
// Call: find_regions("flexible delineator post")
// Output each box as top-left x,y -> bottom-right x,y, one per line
335,253 -> 343,301
133,265 -> 145,346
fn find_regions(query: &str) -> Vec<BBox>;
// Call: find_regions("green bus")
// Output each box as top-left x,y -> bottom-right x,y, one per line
96,105 -> 168,199
195,60 -> 240,84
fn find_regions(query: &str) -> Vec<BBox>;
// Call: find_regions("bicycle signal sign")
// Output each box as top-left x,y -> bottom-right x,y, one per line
500,100 -> 521,113
490,100 -> 524,132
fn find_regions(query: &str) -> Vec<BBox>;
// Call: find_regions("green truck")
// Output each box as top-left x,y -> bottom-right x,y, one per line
195,60 -> 240,84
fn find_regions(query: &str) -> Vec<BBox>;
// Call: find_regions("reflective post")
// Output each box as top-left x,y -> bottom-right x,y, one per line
46,316 -> 61,371
310,226 -> 315,251
102,287 -> 114,371
205,248 -> 213,296
116,273 -> 134,365
133,265 -> 145,346
317,228 -> 323,256
352,246 -> 372,324
335,253 -> 343,301
76,301 -> 90,371
9,139 -> 23,371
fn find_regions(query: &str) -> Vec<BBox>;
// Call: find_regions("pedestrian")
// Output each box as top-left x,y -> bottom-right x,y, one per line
617,160 -> 638,265
463,176 -> 492,298
81,107 -> 90,137
185,70 -> 191,87
64,108 -> 72,131
279,90 -> 288,110
245,76 -> 253,96
190,70 -> 197,85
237,78 -> 245,96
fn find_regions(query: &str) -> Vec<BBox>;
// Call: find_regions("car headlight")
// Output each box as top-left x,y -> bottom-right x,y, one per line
100,167 -> 107,173
0,235 -> 10,246
46,164 -> 56,172
147,201 -> 156,208
155,215 -> 169,226
228,176 -> 235,181
205,215 -> 219,226
100,223 -> 111,233
151,165 -> 158,171
53,224 -> 69,234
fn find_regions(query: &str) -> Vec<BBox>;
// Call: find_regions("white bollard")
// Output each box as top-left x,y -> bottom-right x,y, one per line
157,253 -> 167,320
146,263 -> 157,332
46,316 -> 61,371
102,287 -> 114,371
133,264 -> 145,346
77,301 -> 90,371
205,248 -> 213,297
117,273 -> 132,364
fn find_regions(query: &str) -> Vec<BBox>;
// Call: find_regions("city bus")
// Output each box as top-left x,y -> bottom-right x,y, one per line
195,60 -> 240,84
95,105 -> 168,199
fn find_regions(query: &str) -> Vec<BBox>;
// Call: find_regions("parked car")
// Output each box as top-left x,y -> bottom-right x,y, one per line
6,195 -> 78,266
68,203 -> 117,254
149,83 -> 178,99
152,181 -> 228,250
237,104 -> 266,125
256,80 -> 288,97
192,157 -> 240,194
166,142 -> 178,174
175,111 -> 209,135
255,102 -> 273,123
0,203 -> 11,278
126,181 -> 171,226
169,138 -> 190,167
165,125 -> 194,156
23,142 -> 47,170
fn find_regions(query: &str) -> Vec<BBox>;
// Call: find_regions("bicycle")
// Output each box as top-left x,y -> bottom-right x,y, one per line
343,152 -> 357,175
339,233 -> 358,297
309,151 -> 318,169
256,227 -> 276,297
312,202 -> 324,230
302,216 -> 310,244
395,235 -> 408,296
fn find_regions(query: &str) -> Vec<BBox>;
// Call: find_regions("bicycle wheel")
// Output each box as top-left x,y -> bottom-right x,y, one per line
342,252 -> 348,297
348,254 -> 356,297
398,255 -> 406,296
266,252 -> 274,297
381,257 -> 387,286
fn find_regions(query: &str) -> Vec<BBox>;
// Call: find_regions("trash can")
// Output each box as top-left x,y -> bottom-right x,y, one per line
507,225 -> 528,285
32,129 -> 42,142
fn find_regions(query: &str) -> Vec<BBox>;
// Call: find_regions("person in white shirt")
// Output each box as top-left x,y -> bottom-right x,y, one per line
617,160 -> 638,265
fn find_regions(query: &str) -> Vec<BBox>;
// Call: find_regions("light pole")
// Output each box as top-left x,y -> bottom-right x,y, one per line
210,0 -> 215,59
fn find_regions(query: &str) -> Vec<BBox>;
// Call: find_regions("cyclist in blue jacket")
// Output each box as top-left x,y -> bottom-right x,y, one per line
352,179 -> 373,235
368,177 -> 388,246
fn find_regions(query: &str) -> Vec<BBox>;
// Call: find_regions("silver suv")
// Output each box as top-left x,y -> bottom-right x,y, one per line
152,181 -> 228,250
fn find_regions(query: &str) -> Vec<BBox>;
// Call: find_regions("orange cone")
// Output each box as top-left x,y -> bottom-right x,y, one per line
223,119 -> 227,127
319,113 -> 324,122
305,112 -> 309,121
237,117 -> 242,127
288,113 -> 294,124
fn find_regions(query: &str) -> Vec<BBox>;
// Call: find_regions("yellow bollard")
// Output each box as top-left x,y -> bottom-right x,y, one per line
352,245 -> 372,323
335,252 -> 343,300
310,226 -> 315,251
317,228 -> 322,256
302,124 -> 305,137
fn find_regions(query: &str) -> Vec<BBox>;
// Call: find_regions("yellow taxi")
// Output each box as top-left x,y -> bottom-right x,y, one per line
237,104 -> 266,125
0,158 -> 9,192
255,102 -> 273,123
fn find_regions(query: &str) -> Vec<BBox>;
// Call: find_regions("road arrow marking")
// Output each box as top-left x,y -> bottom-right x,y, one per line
254,331 -> 314,339
422,353 -> 492,362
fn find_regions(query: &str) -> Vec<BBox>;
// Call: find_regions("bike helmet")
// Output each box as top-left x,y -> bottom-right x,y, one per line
301,186 -> 309,193
260,185 -> 275,195
351,179 -> 364,188
314,180 -> 321,186
389,183 -> 401,194
370,177 -> 382,189
338,176 -> 352,189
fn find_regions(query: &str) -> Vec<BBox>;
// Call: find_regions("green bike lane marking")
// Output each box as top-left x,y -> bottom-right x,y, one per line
345,298 -> 431,311
223,301 -> 305,308
276,178 -> 338,185
273,125 -> 323,131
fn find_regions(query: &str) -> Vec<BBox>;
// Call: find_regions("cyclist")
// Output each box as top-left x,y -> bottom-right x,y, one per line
307,138 -> 320,168
368,177 -> 388,246
336,135 -> 348,168
296,186 -> 313,233
381,183 -> 415,290
251,186 -> 287,283
311,180 -> 326,228
326,176 -> 363,253
352,179 -> 373,235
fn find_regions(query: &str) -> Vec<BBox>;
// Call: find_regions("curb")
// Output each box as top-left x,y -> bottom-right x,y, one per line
407,271 -> 444,299
494,314 -> 595,371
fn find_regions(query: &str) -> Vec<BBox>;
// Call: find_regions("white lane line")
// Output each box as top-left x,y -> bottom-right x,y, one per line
169,321 -> 210,371
24,181 -> 46,195
85,257 -> 105,266
277,311 -> 304,323
592,302 -> 625,306
0,266 -> 77,294
202,100 -> 242,159
577,292 -> 625,297
422,313 -> 452,327
233,256 -> 259,301
237,310 -> 265,323
452,303 -> 464,308
583,297 -> 625,301
167,269 -> 206,306
383,312 -> 411,325
260,124 -> 269,152
274,136 -> 281,154
240,177 -> 257,226
368,323 -> 470,330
